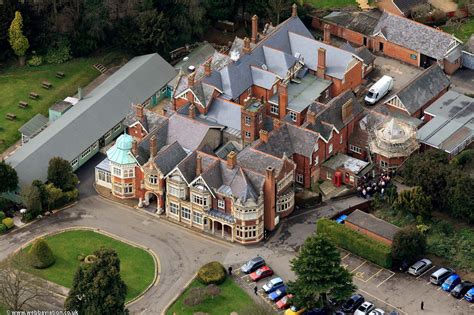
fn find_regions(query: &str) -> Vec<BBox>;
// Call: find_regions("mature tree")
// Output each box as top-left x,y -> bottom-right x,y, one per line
0,160 -> 18,193
8,11 -> 29,65
45,183 -> 63,212
31,180 -> 48,210
267,0 -> 291,25
47,157 -> 78,192
392,226 -> 426,266
21,184 -> 43,220
288,233 -> 355,309
446,171 -> 474,223
65,248 -> 128,314
393,186 -> 432,219
204,0 -> 235,21
28,238 -> 56,269
0,256 -> 45,311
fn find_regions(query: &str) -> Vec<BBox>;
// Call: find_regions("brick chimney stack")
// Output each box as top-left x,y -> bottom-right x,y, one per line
251,15 -> 258,44
323,24 -> 331,44
136,104 -> 144,120
317,48 -> 326,79
227,151 -> 237,169
341,99 -> 353,123
204,59 -> 212,77
131,140 -> 138,156
263,166 -> 276,231
149,135 -> 157,159
273,118 -> 281,129
196,155 -> 202,176
307,111 -> 316,125
291,3 -> 298,17
259,129 -> 269,143
278,82 -> 288,120
243,37 -> 251,54
188,72 -> 195,88
188,103 -> 196,119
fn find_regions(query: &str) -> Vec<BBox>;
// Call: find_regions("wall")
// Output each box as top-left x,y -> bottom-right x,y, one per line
444,57 -> 462,75
345,221 -> 393,246
373,36 -> 420,67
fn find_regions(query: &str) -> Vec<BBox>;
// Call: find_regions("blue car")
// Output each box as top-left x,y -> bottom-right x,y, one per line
442,274 -> 461,292
269,286 -> 287,301
465,287 -> 474,302
335,214 -> 348,224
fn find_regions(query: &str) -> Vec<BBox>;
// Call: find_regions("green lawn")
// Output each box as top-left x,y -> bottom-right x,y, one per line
304,0 -> 358,9
442,17 -> 474,42
0,304 -> 6,315
166,278 -> 259,315
0,52 -> 125,153
18,230 -> 155,302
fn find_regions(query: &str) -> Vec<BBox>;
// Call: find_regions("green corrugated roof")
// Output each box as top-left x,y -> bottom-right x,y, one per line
18,113 -> 49,137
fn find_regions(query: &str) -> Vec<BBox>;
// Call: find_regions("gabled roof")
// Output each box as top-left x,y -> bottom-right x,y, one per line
123,107 -> 167,133
204,98 -> 242,131
393,0 -> 427,15
323,10 -> 382,36
340,43 -> 376,65
385,65 -> 450,115
153,141 -> 188,175
237,146 -> 285,175
6,53 -> 176,186
346,209 -> 400,241
18,113 -> 48,137
373,11 -> 461,60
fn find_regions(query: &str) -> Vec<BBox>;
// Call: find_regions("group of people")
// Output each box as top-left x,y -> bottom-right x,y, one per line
357,171 -> 394,199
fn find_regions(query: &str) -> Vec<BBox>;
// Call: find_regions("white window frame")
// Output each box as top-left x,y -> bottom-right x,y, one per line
71,158 -> 78,168
289,111 -> 297,122
218,199 -> 225,209
340,134 -> 343,144
296,173 -> 304,184
193,211 -> 203,225
245,131 -> 251,139
112,167 -> 122,177
350,145 -> 362,154
270,103 -> 279,115
181,206 -> 191,221
192,193 -> 208,207
113,124 -> 122,132
169,202 -> 179,215
245,116 -> 251,126
149,174 -> 158,184
124,183 -> 133,194
328,143 -> 333,154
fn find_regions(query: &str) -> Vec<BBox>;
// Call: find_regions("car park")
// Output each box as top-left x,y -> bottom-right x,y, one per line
369,309 -> 385,315
430,267 -> 455,285
240,256 -> 265,274
249,265 -> 273,281
354,301 -> 375,315
451,281 -> 474,298
464,287 -> 474,302
442,274 -> 461,292
263,277 -> 284,293
276,294 -> 293,309
407,258 -> 432,276
285,306 -> 305,315
341,294 -> 365,313
269,286 -> 287,301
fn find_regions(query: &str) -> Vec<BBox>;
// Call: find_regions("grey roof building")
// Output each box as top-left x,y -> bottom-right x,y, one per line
323,10 -> 382,36
393,0 -> 427,16
346,209 -> 400,244
417,90 -> 473,156
7,53 -> 176,187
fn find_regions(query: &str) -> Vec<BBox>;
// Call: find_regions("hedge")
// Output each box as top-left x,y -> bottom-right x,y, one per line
0,224 -> 7,234
317,218 -> 392,268
0,211 -> 5,221
1,217 -> 14,229
197,261 -> 226,285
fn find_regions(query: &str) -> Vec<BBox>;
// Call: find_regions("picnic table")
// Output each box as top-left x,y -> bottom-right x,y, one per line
29,92 -> 39,99
18,101 -> 28,109
5,113 -> 16,120
56,72 -> 65,78
41,81 -> 52,89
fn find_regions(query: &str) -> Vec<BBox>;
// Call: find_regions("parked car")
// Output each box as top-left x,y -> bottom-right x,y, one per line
240,256 -> 265,274
451,281 -> 474,298
276,294 -> 293,309
341,294 -> 365,313
355,301 -> 375,315
369,309 -> 385,315
408,258 -> 432,276
441,274 -> 461,292
335,214 -> 348,224
464,287 -> 474,302
250,266 -> 273,281
263,277 -> 284,293
269,286 -> 287,301
304,308 -> 329,315
285,306 -> 305,315
430,267 -> 455,285
364,75 -> 394,105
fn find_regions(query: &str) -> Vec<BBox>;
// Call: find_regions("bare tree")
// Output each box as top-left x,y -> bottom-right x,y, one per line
0,256 -> 45,311
267,0 -> 291,25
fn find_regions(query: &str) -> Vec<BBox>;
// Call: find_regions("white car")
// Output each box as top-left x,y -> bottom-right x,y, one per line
262,277 -> 283,293
369,309 -> 386,315
355,301 -> 375,315
408,258 -> 432,276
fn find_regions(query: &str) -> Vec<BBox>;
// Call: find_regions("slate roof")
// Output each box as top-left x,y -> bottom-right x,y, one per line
6,53 -> 176,186
322,153 -> 370,174
373,11 -> 461,60
215,142 -> 241,160
386,65 -> 450,115
340,43 -> 376,65
50,100 -> 73,114
251,66 -> 278,89
18,114 -> 49,138
237,146 -> 285,175
203,98 -> 242,131
154,141 -> 188,175
123,107 -> 168,133
346,209 -> 400,241
417,90 -> 474,154
465,35 -> 474,53
323,10 -> 382,36
393,0 -> 427,15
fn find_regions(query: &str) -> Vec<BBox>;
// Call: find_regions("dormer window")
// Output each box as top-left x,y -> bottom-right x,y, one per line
218,199 -> 225,209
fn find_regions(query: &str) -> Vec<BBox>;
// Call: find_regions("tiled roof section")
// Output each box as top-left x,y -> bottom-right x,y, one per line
393,0 -> 427,15
237,146 -> 284,175
123,107 -> 167,133
251,66 -> 278,89
230,37 -> 257,55
374,11 -> 460,60
167,113 -> 220,151
154,141 -> 188,175
216,162 -> 260,202
324,10 -> 382,36
192,82 -> 216,108
262,46 -> 297,77
203,98 -> 242,131
390,65 -> 450,115
135,121 -> 169,164
465,35 -> 474,53
215,142 -> 240,160
174,151 -> 217,183
18,114 -> 49,137
346,209 -> 400,241
341,43 -> 376,65
348,121 -> 369,149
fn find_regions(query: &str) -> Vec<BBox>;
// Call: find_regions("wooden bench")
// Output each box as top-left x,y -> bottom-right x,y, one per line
18,101 -> 28,109
56,72 -> 65,79
41,81 -> 52,89
29,92 -> 39,99
5,113 -> 16,120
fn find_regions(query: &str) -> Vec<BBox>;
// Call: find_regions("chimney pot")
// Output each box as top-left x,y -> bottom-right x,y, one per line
259,130 -> 269,143
196,155 -> 202,176
317,48 -> 326,79
251,15 -> 258,44
323,24 -> 331,44
188,72 -> 195,88
136,104 -> 144,120
243,37 -> 251,54
265,166 -> 275,179
291,3 -> 298,17
227,151 -> 237,169
149,135 -> 157,159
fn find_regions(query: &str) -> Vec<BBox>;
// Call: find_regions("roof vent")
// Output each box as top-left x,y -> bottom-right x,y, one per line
294,52 -> 301,59
261,64 -> 268,70
188,65 -> 196,72
230,50 -> 240,62
183,56 -> 190,62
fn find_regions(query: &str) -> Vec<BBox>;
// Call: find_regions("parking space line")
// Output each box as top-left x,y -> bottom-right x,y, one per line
365,268 -> 383,282
437,287 -> 442,291
417,265 -> 436,279
376,272 -> 395,288
351,261 -> 367,273
358,288 -> 407,315
341,253 -> 350,260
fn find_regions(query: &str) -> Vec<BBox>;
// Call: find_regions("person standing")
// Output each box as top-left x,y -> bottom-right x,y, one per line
254,286 -> 258,295
421,301 -> 424,310
228,266 -> 233,276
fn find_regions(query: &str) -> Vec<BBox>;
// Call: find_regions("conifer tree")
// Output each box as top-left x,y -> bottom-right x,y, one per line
8,11 -> 29,65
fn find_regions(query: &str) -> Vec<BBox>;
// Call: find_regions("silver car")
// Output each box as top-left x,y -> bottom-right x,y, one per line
408,258 -> 432,276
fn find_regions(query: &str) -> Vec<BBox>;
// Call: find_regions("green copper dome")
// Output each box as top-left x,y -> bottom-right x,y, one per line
106,134 -> 136,165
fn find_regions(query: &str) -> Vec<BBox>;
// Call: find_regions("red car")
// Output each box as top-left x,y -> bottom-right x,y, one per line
276,294 -> 293,309
250,266 -> 273,281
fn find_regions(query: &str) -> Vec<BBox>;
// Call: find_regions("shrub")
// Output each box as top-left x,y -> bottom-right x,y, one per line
197,261 -> 226,285
317,218 -> 392,268
0,211 -> 5,221
27,55 -> 43,67
392,226 -> 426,266
45,39 -> 72,64
2,217 -> 14,229
0,224 -> 7,234
183,287 -> 207,306
28,238 -> 56,269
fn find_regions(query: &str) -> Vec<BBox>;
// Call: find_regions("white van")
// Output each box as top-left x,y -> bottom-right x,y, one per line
364,75 -> 394,105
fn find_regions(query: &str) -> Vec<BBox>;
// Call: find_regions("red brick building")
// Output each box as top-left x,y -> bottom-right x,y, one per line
345,209 -> 400,246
